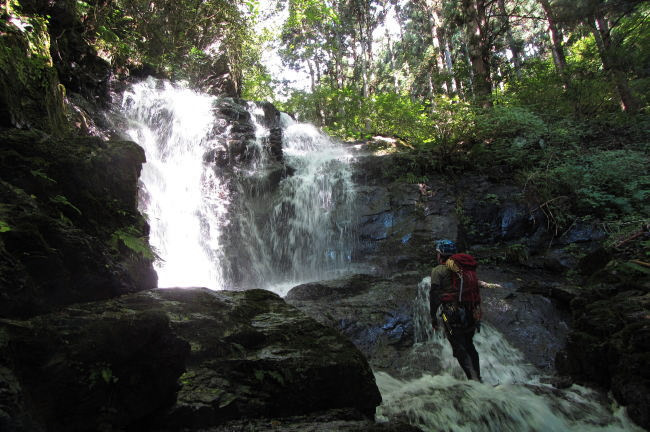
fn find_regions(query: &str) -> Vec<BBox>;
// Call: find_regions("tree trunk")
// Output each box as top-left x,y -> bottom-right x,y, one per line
462,0 -> 492,107
358,21 -> 370,98
462,42 -> 475,99
448,39 -> 463,96
591,13 -> 640,113
497,0 -> 522,76
307,59 -> 316,93
538,0 -> 570,88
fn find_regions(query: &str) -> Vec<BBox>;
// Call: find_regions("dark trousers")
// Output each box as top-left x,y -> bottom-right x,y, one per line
446,328 -> 481,381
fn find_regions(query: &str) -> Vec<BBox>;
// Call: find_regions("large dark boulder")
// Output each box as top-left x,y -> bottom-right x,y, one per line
0,288 -> 383,431
556,258 -> 650,429
0,129 -> 156,318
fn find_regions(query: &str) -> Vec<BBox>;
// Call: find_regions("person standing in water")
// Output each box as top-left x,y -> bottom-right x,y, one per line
429,239 -> 483,381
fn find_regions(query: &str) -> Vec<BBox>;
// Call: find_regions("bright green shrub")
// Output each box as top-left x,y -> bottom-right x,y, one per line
472,106 -> 548,170
530,149 -> 649,221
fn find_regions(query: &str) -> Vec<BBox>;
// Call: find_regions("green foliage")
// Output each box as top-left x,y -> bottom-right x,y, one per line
70,0 -> 250,81
50,195 -> 82,216
110,226 -> 157,260
89,362 -> 119,388
0,220 -> 11,233
30,169 -> 56,183
241,28 -> 276,101
472,105 -> 548,169
525,149 -> 649,223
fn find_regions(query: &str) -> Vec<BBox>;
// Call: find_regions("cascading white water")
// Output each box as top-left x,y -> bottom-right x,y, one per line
266,115 -> 357,291
121,78 -> 228,289
376,277 -> 643,431
228,112 -> 358,295
120,78 -> 357,291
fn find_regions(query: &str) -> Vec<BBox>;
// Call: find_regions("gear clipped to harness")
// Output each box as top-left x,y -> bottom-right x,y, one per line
439,253 -> 481,332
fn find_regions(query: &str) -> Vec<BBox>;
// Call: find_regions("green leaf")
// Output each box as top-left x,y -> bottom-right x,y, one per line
30,169 -> 56,183
0,220 -> 11,233
50,195 -> 82,216
111,227 -> 158,260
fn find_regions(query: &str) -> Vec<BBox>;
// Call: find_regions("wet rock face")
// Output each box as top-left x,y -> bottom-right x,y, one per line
0,288 -> 383,431
555,263 -> 650,430
352,154 -> 458,275
287,273 -> 418,376
0,17 -> 68,136
286,270 -> 572,379
0,129 -> 156,318
190,54 -> 241,98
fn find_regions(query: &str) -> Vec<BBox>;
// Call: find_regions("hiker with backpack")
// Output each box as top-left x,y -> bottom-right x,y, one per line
429,239 -> 483,381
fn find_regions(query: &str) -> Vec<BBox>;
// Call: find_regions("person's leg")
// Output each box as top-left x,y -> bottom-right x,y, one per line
465,331 -> 481,382
447,331 -> 480,380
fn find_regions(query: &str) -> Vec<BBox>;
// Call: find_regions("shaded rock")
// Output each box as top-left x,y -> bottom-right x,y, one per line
1,305 -> 189,432
286,274 -> 420,377
0,288 -> 383,431
556,258 -> 650,430
0,129 -> 156,318
351,158 -> 459,275
542,248 -> 579,272
557,222 -> 607,245
191,53 -> 240,97
202,409 -> 423,432
287,269 -> 572,377
455,180 -> 540,247
0,16 -> 68,135
159,288 -> 381,429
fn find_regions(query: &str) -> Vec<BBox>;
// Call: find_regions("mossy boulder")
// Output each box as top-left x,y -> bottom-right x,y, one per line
556,258 -> 650,429
0,129 -> 156,318
0,288 -> 383,431
0,15 -> 68,136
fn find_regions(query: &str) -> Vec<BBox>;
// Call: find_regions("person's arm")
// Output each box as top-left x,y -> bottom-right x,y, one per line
479,280 -> 502,289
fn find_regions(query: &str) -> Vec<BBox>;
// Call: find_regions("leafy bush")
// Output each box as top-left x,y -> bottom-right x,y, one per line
527,149 -> 649,221
110,226 -> 157,260
472,106 -> 549,170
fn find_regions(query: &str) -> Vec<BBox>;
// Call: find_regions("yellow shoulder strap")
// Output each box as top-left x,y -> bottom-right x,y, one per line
446,259 -> 460,273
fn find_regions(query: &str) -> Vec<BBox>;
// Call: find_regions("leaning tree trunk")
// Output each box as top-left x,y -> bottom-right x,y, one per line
591,13 -> 640,113
462,0 -> 492,107
538,0 -> 570,89
497,0 -> 522,76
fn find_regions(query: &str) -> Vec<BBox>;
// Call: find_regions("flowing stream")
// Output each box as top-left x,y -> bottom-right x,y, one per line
120,78 -> 356,292
374,277 -> 642,432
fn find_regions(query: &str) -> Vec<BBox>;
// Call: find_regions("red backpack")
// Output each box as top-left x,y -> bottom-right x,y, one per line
441,253 -> 481,304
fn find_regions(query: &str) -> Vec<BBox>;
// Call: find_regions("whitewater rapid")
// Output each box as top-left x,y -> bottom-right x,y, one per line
375,277 -> 642,432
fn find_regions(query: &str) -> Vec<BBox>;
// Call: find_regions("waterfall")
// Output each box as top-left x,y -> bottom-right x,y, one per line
119,78 -> 356,292
121,79 -> 227,289
264,115 -> 357,292
375,278 -> 643,432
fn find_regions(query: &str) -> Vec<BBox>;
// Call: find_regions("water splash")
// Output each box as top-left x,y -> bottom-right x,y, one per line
121,78 -> 228,288
119,79 -> 357,291
376,277 -> 643,431
229,113 -> 359,292
266,117 -> 357,286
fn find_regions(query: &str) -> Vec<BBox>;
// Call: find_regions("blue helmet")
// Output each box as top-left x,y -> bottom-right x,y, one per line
435,239 -> 457,256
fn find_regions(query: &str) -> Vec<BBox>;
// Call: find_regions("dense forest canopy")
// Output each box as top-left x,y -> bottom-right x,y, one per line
4,0 -> 649,237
